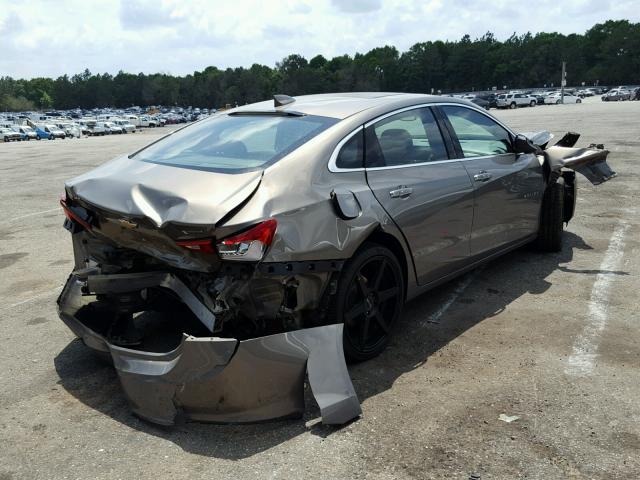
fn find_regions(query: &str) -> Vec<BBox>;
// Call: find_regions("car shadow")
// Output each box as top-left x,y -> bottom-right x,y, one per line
54,231 -> 600,459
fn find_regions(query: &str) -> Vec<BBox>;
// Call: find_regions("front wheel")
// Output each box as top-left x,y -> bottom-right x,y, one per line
530,101 -> 536,107
333,243 -> 405,362
576,99 -> 582,103
535,182 -> 564,252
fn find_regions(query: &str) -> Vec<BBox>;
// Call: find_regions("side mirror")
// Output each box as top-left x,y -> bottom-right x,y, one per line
513,133 -> 540,154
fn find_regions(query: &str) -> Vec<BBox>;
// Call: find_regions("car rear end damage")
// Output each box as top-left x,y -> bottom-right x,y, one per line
55,94 -> 618,427
58,153 -> 362,425
58,269 -> 361,425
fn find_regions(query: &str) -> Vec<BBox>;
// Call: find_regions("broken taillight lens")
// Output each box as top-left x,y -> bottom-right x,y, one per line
175,239 -> 216,254
60,198 -> 93,231
216,219 -> 277,261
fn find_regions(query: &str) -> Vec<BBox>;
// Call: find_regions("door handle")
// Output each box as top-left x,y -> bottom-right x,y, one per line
473,171 -> 492,182
389,186 -> 413,199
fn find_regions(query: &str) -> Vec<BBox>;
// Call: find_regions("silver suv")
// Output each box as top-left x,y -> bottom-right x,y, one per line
496,93 -> 536,109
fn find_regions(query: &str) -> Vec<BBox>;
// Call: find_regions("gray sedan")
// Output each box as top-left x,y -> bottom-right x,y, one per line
58,93 -> 615,425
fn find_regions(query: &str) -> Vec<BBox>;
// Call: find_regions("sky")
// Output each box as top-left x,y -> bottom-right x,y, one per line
1,0 -> 638,79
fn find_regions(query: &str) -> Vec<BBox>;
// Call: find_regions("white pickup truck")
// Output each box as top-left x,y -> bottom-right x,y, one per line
496,93 -> 536,109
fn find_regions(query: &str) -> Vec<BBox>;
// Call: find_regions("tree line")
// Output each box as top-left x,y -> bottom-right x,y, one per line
1,20 -> 638,112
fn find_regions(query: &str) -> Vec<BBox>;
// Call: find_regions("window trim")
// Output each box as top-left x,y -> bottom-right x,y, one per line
435,104 -> 516,159
327,102 -> 516,172
327,126 -> 365,172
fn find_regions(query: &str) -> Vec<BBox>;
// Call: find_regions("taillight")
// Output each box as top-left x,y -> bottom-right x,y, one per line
216,219 -> 277,261
60,198 -> 93,231
175,239 -> 216,254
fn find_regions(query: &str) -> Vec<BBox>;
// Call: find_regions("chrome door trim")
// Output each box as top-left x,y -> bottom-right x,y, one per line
327,101 -> 517,173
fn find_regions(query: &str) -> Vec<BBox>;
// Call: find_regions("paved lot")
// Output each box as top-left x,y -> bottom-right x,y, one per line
1,99 -> 639,479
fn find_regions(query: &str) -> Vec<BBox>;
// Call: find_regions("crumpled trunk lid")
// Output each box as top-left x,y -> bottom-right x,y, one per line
65,154 -> 262,227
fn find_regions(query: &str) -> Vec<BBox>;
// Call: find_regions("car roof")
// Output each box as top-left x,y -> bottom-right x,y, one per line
231,92 -> 472,120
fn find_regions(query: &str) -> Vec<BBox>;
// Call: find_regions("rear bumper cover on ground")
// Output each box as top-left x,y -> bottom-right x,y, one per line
57,274 -> 362,426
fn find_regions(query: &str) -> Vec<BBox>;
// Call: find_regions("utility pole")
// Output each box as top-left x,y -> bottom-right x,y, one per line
560,61 -> 566,104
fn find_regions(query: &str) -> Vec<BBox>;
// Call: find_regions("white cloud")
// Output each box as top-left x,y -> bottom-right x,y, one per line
0,0 -> 637,79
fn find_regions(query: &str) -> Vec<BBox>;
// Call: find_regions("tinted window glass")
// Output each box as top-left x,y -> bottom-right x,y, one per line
335,129 -> 363,169
365,108 -> 448,168
134,113 -> 337,173
442,105 -> 513,157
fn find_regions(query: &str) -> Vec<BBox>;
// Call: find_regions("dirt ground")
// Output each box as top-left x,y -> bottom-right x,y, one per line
0,98 -> 638,479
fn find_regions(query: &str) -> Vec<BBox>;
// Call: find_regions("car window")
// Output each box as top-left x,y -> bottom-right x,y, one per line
441,105 -> 513,157
134,113 -> 338,173
335,129 -> 363,169
365,107 -> 448,168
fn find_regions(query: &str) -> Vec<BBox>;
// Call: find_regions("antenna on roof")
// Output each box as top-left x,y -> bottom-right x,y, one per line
274,94 -> 295,107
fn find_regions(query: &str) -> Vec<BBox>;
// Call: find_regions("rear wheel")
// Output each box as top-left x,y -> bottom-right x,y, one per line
535,182 -> 564,252
334,244 -> 404,362
576,99 -> 582,103
510,102 -> 517,109
530,100 -> 536,107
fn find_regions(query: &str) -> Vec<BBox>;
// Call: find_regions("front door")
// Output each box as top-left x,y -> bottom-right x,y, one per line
364,106 -> 475,286
438,105 -> 544,257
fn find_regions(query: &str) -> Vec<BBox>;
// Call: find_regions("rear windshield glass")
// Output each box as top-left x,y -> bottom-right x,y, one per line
134,113 -> 338,173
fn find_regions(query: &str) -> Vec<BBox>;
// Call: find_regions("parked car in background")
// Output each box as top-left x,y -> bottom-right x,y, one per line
36,124 -> 66,139
12,125 -> 37,140
601,89 -> 631,101
528,93 -> 546,105
544,93 -> 582,104
1,127 -> 22,142
471,97 -> 490,110
496,93 -> 536,108
114,119 -> 136,133
476,93 -> 497,109
57,123 -> 81,138
86,123 -> 107,136
576,90 -> 593,98
139,116 -> 158,127
103,122 -> 124,134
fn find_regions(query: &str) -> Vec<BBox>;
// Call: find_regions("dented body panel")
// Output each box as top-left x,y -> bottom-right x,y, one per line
58,274 -> 361,425
57,93 -> 616,426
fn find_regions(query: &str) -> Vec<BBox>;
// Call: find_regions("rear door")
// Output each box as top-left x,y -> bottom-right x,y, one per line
364,106 -> 475,286
437,105 -> 544,257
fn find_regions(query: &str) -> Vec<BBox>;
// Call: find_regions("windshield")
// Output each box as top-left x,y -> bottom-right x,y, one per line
134,113 -> 338,173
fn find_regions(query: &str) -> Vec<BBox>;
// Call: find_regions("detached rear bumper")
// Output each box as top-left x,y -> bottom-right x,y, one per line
57,274 -> 361,426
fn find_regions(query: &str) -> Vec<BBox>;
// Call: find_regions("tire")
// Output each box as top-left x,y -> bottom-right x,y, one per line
530,101 -> 536,107
510,102 -> 517,109
556,99 -> 561,104
576,99 -> 582,104
535,181 -> 564,252
332,243 -> 405,362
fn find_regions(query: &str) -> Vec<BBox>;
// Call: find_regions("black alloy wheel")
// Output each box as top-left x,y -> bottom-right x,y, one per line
335,244 -> 404,362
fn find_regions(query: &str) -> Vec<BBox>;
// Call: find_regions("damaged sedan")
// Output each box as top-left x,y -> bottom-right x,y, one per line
57,93 -> 615,425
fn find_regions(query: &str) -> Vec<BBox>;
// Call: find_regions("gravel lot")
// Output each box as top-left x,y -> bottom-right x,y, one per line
1,98 -> 639,479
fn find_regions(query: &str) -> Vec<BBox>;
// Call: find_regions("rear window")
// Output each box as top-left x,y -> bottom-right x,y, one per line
134,113 -> 338,173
